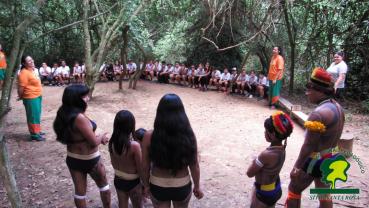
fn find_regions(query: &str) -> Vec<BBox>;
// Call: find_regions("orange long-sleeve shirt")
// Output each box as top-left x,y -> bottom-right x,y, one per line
268,55 -> 285,81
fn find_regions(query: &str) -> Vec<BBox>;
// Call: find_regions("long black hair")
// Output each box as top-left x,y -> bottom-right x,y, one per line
53,84 -> 89,144
109,110 -> 135,155
150,94 -> 197,175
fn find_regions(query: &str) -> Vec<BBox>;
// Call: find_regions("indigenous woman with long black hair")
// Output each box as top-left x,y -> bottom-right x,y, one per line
268,46 -> 285,109
142,94 -> 204,208
53,85 -> 111,208
109,110 -> 143,208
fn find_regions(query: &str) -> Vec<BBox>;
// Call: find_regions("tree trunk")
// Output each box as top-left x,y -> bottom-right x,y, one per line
240,51 -> 250,72
129,38 -> 148,89
0,117 -> 21,208
282,0 -> 296,95
119,26 -> 129,90
0,1 -> 46,206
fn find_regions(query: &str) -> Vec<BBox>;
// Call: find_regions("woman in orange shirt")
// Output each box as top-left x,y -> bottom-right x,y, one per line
0,44 -> 7,90
18,55 -> 45,141
268,46 -> 285,109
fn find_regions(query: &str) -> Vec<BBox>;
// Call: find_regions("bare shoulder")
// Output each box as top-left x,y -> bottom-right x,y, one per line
130,141 -> 141,152
142,130 -> 153,142
258,149 -> 273,165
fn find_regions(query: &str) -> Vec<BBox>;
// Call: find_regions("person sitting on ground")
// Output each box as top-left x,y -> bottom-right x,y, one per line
256,73 -> 269,101
246,70 -> 258,98
154,60 -> 162,79
157,62 -> 167,83
198,65 -> 211,91
218,68 -> 231,93
113,61 -> 122,81
209,67 -> 221,88
99,63 -> 108,81
247,111 -> 294,208
127,60 -> 137,80
59,60 -> 71,85
193,63 -> 204,89
39,62 -> 53,85
160,63 -> 173,84
170,62 -> 181,84
187,65 -> 196,88
53,63 -> 64,86
179,64 -> 188,86
286,67 -> 345,208
229,67 -> 239,93
109,110 -> 143,208
236,70 -> 248,95
53,84 -> 111,208
145,60 -> 155,81
73,62 -> 83,84
142,94 -> 204,208
105,64 -> 115,81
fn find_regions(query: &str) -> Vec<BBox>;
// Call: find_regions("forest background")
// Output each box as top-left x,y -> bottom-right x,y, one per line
0,0 -> 368,106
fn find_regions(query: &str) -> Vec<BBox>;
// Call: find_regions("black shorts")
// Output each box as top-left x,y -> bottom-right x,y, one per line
66,156 -> 100,173
114,176 -> 140,192
150,182 -> 191,202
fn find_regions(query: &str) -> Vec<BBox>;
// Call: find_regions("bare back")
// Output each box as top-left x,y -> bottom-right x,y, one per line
110,141 -> 141,174
255,146 -> 285,184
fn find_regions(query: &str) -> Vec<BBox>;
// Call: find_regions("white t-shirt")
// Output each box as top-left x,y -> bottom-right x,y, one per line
127,63 -> 137,72
220,72 -> 231,81
73,66 -> 82,74
249,75 -> 258,85
39,66 -> 51,76
197,68 -> 206,76
146,63 -> 154,71
237,74 -> 247,82
59,66 -> 70,76
326,61 -> 348,88
172,67 -> 181,74
212,70 -> 221,78
258,76 -> 268,86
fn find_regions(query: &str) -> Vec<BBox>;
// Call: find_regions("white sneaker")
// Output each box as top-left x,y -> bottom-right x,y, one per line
249,95 -> 253,98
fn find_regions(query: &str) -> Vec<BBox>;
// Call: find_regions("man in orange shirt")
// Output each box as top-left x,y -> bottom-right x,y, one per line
268,46 -> 285,109
0,44 -> 7,90
18,55 -> 45,141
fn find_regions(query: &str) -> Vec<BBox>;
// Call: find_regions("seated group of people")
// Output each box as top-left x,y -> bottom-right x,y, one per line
36,60 -> 85,86
141,60 -> 270,100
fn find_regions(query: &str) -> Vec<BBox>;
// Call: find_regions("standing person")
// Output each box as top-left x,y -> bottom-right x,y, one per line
109,110 -> 143,208
0,44 -> 7,90
247,111 -> 294,208
17,56 -> 45,141
268,46 -> 285,109
285,67 -> 345,208
142,94 -> 204,208
326,51 -> 348,100
53,84 -> 111,208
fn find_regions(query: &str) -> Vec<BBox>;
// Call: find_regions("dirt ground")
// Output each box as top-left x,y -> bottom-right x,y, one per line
1,80 -> 368,208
